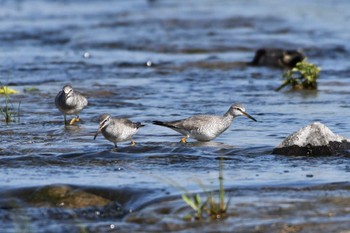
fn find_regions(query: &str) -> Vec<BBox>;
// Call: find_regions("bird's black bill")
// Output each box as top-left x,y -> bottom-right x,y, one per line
242,111 -> 257,122
94,128 -> 101,140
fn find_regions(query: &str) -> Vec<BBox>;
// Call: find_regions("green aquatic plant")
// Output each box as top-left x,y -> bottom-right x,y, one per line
0,85 -> 19,95
182,193 -> 207,220
129,158 -> 229,221
24,87 -> 39,93
182,158 -> 229,221
276,60 -> 321,91
0,85 -> 21,123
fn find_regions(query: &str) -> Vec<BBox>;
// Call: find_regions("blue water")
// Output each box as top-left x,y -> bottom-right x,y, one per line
0,0 -> 350,232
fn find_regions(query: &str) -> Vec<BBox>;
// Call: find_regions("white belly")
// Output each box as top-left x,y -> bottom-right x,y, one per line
189,124 -> 228,141
102,126 -> 137,143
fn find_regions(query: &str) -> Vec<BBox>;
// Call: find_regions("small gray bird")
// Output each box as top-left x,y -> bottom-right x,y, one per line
153,103 -> 257,143
55,85 -> 88,125
94,114 -> 145,148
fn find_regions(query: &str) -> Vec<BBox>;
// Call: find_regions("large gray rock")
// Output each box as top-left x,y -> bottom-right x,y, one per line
273,122 -> 350,156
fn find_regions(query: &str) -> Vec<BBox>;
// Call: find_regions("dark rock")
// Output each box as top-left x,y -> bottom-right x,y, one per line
249,48 -> 305,68
273,122 -> 350,156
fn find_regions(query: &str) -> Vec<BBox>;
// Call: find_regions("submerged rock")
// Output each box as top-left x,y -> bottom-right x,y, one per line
249,48 -> 305,68
273,122 -> 350,156
29,185 -> 111,208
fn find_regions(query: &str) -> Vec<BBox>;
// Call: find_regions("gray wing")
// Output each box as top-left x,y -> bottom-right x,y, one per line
115,118 -> 144,129
55,90 -> 65,108
163,115 -> 217,131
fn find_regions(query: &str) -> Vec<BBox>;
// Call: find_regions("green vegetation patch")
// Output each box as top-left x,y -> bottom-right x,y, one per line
276,60 -> 321,91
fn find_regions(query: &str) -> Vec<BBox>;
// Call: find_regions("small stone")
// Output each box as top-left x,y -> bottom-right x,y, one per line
83,52 -> 91,58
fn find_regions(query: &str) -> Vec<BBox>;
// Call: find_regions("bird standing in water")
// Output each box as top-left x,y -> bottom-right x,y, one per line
55,85 -> 88,125
153,103 -> 257,143
94,114 -> 145,148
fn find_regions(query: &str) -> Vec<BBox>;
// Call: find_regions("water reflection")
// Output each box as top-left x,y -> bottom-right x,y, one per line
183,141 -> 234,149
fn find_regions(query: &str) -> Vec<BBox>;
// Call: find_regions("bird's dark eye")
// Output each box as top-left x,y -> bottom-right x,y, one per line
102,117 -> 110,124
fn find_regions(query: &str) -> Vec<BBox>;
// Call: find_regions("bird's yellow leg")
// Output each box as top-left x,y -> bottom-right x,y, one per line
180,136 -> 187,143
69,117 -> 80,125
130,140 -> 136,146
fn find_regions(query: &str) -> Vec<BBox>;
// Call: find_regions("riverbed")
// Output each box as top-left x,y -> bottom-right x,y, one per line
1,0 -> 350,232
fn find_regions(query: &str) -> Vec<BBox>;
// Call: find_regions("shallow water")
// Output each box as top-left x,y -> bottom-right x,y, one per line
1,0 -> 350,232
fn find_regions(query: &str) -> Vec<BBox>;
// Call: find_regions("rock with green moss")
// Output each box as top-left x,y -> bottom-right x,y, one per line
29,185 -> 111,208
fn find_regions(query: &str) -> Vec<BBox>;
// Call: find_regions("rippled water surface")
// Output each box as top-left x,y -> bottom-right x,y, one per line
1,0 -> 350,232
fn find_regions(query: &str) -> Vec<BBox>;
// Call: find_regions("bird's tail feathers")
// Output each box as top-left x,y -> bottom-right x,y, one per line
152,120 -> 166,126
152,120 -> 178,129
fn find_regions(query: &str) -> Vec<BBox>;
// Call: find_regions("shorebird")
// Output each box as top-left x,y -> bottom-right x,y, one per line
55,85 -> 88,125
94,114 -> 145,148
152,103 -> 257,143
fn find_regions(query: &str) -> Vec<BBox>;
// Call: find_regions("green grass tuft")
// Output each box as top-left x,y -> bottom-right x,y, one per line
181,158 -> 229,221
0,84 -> 21,124
276,60 -> 321,91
